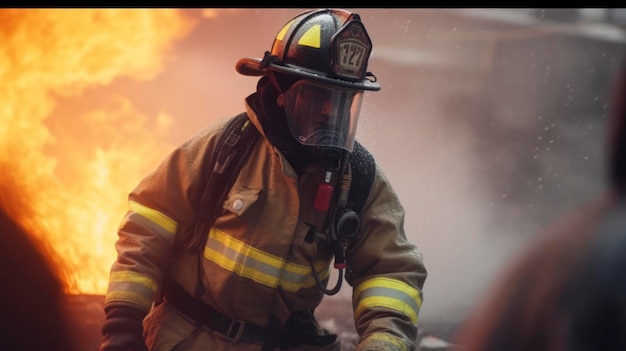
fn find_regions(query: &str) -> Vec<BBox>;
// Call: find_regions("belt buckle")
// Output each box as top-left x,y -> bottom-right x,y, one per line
226,319 -> 246,343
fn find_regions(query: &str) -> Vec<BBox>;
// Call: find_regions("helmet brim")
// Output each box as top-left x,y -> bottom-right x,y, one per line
236,57 -> 381,91
235,57 -> 267,76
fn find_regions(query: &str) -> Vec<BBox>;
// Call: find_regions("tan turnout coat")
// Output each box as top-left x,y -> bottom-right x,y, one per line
104,94 -> 427,351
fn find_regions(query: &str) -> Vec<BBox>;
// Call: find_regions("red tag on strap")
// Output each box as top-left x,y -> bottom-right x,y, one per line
314,183 -> 334,212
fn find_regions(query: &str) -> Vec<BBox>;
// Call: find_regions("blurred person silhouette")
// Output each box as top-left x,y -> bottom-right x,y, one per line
100,8 -> 427,351
0,166 -> 77,351
454,60 -> 626,351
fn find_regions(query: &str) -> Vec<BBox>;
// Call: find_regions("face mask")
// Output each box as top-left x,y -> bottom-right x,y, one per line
281,79 -> 364,153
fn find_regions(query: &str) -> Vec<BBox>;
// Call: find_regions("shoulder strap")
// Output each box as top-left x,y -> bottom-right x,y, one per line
341,141 -> 375,288
346,140 -> 376,214
179,112 -> 259,254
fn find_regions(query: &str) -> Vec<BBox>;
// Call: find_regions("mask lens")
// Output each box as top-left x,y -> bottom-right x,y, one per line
281,80 -> 363,152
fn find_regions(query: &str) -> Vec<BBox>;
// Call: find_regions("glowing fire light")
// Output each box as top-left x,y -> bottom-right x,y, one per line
0,9 -> 197,295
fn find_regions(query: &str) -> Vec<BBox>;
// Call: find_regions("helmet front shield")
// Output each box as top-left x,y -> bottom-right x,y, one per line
281,80 -> 363,152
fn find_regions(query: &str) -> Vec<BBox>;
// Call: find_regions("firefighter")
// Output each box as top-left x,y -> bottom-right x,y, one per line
453,61 -> 626,351
100,8 -> 427,351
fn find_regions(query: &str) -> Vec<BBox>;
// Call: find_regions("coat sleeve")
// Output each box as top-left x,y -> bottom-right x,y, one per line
345,164 -> 427,351
102,121 -> 224,314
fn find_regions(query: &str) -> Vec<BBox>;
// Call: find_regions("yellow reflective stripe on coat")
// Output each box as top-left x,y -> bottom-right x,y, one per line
126,200 -> 177,238
104,271 -> 158,311
204,227 -> 330,292
353,277 -> 422,325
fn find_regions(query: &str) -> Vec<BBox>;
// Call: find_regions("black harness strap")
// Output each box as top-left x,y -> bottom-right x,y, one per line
347,140 -> 376,214
179,113 -> 259,255
342,141 -> 376,287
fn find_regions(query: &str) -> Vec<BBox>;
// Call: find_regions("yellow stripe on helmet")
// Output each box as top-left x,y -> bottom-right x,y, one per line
298,24 -> 321,48
275,18 -> 296,41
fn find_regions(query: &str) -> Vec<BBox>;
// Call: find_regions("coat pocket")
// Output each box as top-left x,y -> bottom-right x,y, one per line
222,186 -> 261,217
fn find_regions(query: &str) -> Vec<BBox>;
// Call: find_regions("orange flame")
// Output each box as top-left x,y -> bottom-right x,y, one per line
0,9 -> 197,294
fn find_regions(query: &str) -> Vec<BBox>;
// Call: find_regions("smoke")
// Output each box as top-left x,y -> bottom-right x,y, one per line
351,8 -> 617,325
